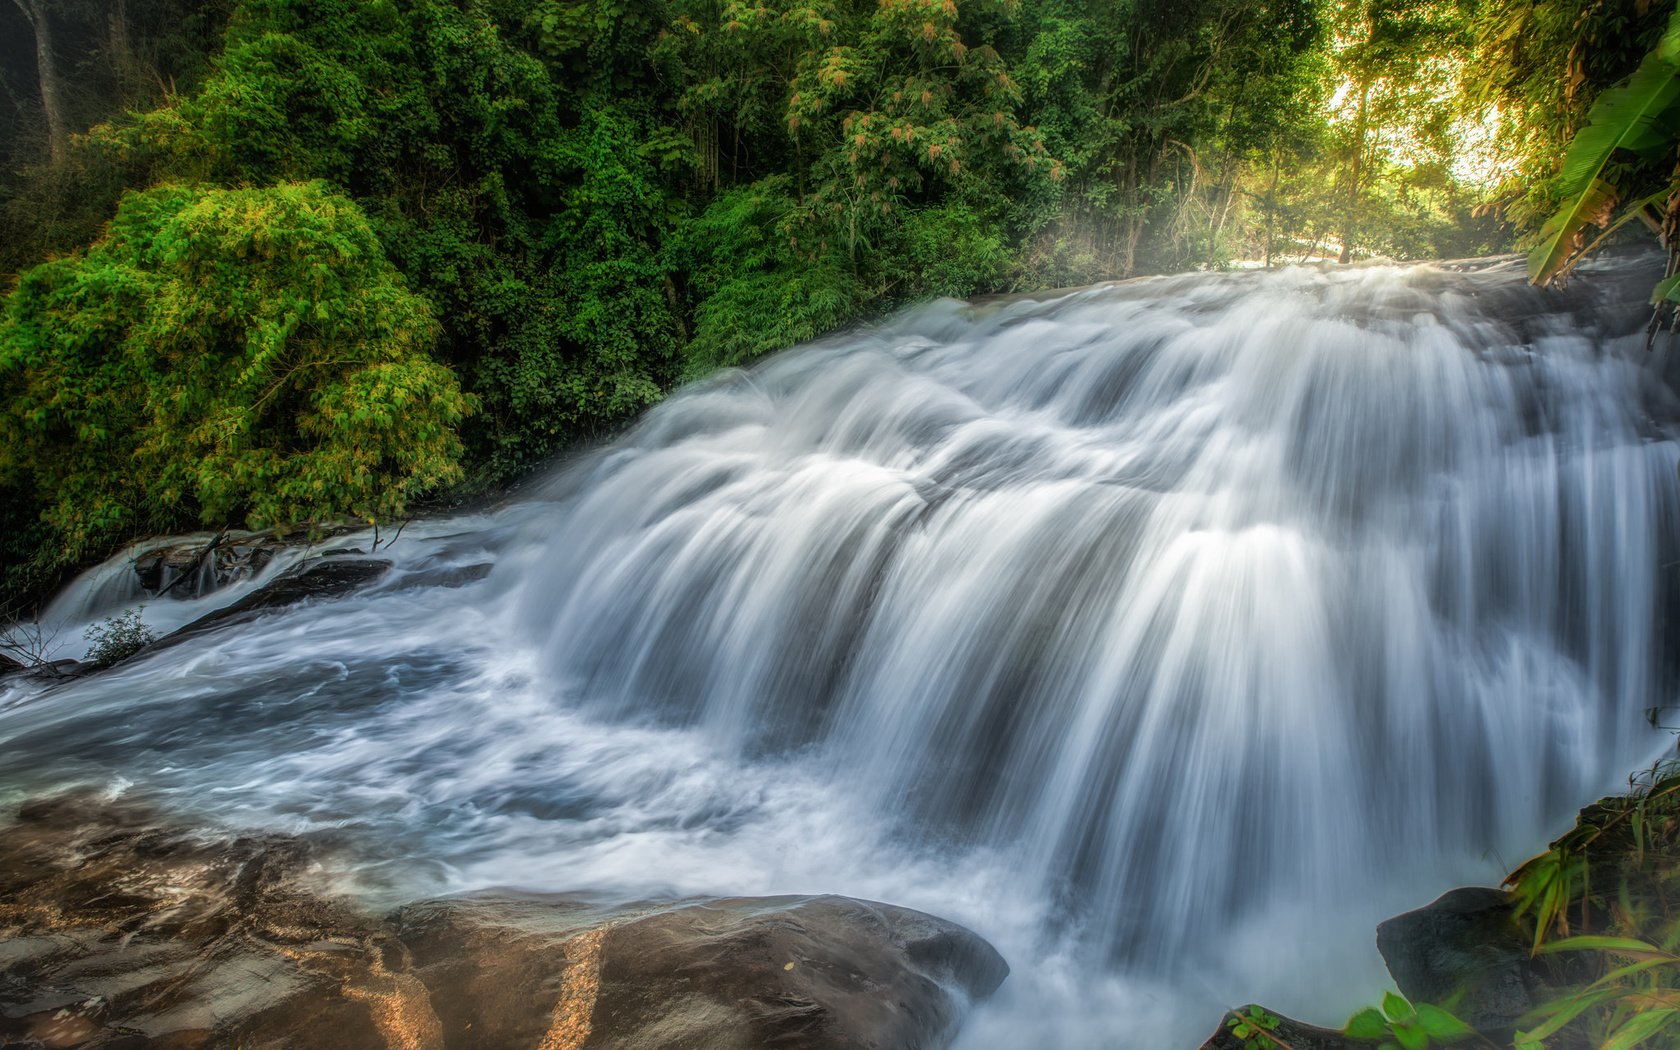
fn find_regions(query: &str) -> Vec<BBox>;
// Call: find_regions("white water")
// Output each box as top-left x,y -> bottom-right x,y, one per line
3,258 -> 1678,1047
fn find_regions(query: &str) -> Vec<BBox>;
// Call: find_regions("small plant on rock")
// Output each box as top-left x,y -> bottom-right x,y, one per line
83,608 -> 155,668
1228,1005 -> 1291,1050
1344,991 -> 1476,1050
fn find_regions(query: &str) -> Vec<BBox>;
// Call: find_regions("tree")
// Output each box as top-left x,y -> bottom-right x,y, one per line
1325,0 -> 1467,262
9,0 -> 68,161
0,181 -> 475,558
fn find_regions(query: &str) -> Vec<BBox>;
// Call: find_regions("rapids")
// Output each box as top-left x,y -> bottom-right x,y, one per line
3,257 -> 1679,1047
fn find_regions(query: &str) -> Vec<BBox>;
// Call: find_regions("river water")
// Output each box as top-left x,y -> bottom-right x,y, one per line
3,257 -> 1678,1047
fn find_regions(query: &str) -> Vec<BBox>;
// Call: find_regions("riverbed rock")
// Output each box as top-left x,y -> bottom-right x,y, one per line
162,556 -> 393,642
133,532 -> 286,599
394,893 -> 1008,1050
1375,886 -> 1562,1033
0,794 -> 1007,1050
1197,1005 -> 1371,1050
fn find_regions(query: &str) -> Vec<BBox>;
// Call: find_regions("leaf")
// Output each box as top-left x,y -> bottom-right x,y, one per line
1660,3 -> 1680,66
1586,955 -> 1679,989
1392,1023 -> 1430,1050
1539,935 -> 1674,960
1414,1004 -> 1473,1041
1560,189 -> 1671,282
1652,273 -> 1680,306
1557,50 -> 1680,199
1600,1008 -> 1680,1050
1382,992 -> 1414,1024
1529,178 -> 1619,286
1516,987 -> 1621,1042
1346,1008 -> 1389,1040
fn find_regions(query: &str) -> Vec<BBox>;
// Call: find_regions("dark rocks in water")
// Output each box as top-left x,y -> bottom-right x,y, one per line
0,795 -> 1007,1049
164,556 -> 393,642
1376,887 -> 1567,1034
1197,1006 -> 1371,1050
1,658 -> 83,682
133,532 -> 283,599
388,562 -> 493,592
0,652 -> 20,674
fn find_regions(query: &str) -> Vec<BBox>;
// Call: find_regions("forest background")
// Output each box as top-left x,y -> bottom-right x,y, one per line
0,0 -> 1671,603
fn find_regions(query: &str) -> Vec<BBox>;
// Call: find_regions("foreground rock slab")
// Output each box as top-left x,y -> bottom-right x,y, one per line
0,795 -> 1006,1049
1197,1006 -> 1370,1050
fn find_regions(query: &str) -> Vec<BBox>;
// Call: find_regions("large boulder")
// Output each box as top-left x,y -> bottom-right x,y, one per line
0,795 -> 1006,1050
395,894 -> 1007,1050
1197,1006 -> 1370,1050
1375,887 -> 1564,1033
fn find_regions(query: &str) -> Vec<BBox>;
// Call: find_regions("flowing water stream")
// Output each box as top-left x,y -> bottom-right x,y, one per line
4,257 -> 1679,1046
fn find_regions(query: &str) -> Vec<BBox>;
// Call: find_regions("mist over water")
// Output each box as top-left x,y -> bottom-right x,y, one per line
4,258 -> 1679,1047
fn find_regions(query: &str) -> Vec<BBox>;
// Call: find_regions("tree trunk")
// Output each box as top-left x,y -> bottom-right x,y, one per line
1264,152 -> 1280,268
12,0 -> 67,162
1339,81 -> 1370,265
108,0 -> 135,91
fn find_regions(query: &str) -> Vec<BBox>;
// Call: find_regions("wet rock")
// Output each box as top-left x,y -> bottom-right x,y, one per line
0,795 -> 1007,1050
133,533 -> 284,599
1197,1006 -> 1371,1050
164,557 -> 392,642
5,658 -> 83,682
396,893 -> 1008,1050
1375,887 -> 1562,1033
388,562 -> 493,591
0,795 -> 392,1050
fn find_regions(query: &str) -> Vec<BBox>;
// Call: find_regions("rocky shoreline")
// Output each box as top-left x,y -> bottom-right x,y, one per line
0,795 -> 1007,1049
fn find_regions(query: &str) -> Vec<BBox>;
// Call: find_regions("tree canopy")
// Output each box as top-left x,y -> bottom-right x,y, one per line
0,0 -> 1671,600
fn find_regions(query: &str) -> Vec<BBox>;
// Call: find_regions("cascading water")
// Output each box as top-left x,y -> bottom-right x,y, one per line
2,257 -> 1677,1047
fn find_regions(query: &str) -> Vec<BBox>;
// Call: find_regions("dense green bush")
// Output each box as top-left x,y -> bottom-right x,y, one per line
0,181 -> 473,561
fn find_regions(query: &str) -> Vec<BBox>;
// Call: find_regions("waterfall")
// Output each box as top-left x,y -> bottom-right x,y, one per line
2,257 -> 1676,1047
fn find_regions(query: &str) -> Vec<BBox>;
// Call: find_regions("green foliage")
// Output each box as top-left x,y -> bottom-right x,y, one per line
1528,7 -> 1680,287
1336,762 -> 1680,1050
1506,762 -> 1680,1050
1466,0 -> 1674,233
1343,993 -> 1475,1050
0,182 -> 473,562
83,608 -> 156,668
672,178 -> 859,374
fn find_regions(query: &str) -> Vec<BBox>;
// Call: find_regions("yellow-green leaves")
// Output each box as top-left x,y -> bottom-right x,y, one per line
0,181 -> 474,552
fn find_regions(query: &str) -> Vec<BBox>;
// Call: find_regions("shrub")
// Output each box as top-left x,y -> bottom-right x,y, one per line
83,608 -> 157,668
0,181 -> 475,562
